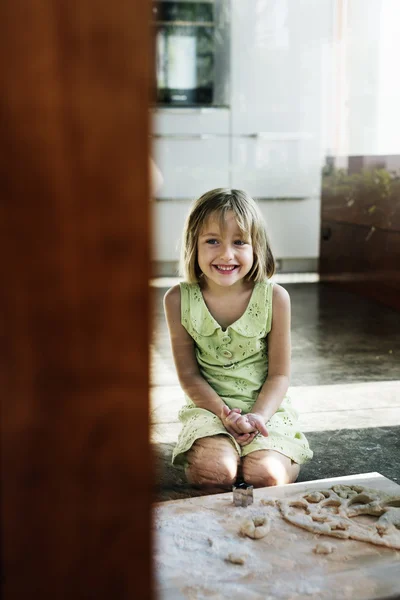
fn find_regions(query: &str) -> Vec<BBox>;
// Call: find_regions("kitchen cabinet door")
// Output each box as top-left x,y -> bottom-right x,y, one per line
231,0 -> 332,135
153,200 -> 192,262
231,135 -> 322,199
153,136 -> 229,199
153,108 -> 230,136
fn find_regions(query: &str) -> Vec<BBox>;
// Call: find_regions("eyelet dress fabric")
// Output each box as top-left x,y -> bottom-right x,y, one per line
172,281 -> 313,467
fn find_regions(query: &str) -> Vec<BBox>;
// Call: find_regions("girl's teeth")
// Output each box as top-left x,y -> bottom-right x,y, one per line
217,266 -> 235,271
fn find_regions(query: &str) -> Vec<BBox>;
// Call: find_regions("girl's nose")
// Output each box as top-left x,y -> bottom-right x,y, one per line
220,244 -> 234,261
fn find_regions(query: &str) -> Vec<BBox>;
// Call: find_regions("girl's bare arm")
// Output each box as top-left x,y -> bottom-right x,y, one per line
164,285 -> 253,442
250,283 -> 291,422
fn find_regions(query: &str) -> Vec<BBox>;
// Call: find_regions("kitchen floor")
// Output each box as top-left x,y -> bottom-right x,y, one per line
151,280 -> 400,501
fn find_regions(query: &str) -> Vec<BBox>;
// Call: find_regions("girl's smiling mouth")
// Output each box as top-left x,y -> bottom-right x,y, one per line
213,264 -> 239,272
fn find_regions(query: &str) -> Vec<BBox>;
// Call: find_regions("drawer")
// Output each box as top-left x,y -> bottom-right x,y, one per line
152,107 -> 230,135
231,136 -> 323,198
153,136 -> 230,199
152,201 -> 192,261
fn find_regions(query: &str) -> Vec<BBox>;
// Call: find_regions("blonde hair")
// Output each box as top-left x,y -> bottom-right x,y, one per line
180,188 -> 275,283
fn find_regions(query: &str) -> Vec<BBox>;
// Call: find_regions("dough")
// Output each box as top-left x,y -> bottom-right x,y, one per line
260,498 -> 277,507
240,515 -> 270,539
313,542 -> 335,554
304,491 -> 327,503
225,553 -> 246,565
278,485 -> 400,550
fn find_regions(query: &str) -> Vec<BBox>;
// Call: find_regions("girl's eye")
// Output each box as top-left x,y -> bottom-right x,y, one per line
234,240 -> 246,246
206,239 -> 218,245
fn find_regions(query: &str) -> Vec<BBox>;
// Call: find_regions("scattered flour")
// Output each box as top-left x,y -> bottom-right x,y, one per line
154,491 -> 398,600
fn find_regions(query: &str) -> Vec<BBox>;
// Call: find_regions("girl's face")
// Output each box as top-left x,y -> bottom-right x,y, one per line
197,211 -> 254,288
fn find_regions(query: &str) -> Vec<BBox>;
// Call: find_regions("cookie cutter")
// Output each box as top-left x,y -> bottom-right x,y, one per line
232,482 -> 254,507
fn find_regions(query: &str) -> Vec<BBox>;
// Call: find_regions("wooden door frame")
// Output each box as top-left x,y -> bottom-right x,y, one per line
0,1 -> 153,597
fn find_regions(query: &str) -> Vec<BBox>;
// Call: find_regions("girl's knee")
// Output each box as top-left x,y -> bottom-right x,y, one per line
185,436 -> 238,488
291,461 -> 301,482
186,462 -> 236,488
242,463 -> 279,488
242,451 -> 299,488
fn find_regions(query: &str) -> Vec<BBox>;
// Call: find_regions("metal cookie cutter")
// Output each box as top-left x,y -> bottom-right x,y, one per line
232,482 -> 254,507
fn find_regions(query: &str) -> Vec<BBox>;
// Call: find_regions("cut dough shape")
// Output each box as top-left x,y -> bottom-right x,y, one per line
278,485 -> 400,550
305,491 -> 327,503
240,515 -> 270,539
260,498 -> 277,507
313,542 -> 335,555
225,553 -> 246,565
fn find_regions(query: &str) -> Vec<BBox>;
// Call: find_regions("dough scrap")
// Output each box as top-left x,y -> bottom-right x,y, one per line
305,491 -> 327,503
240,515 -> 270,539
225,553 -> 246,565
313,542 -> 335,554
278,485 -> 400,550
260,498 -> 277,507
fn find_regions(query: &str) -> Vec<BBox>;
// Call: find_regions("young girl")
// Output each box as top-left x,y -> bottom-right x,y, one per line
164,188 -> 313,489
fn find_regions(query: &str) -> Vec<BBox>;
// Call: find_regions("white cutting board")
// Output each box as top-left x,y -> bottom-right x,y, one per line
154,472 -> 400,600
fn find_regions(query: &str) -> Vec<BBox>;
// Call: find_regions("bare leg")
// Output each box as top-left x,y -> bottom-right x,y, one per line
242,449 -> 300,488
185,435 -> 239,489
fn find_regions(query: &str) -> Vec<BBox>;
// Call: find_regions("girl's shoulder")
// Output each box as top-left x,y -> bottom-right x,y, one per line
271,283 -> 290,310
163,283 -> 181,313
163,282 -> 199,311
258,279 -> 290,298
271,282 -> 290,298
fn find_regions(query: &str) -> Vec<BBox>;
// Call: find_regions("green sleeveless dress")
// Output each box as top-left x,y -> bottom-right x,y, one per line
172,281 -> 313,467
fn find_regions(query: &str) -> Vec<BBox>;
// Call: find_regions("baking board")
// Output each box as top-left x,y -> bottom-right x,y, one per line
154,472 -> 400,600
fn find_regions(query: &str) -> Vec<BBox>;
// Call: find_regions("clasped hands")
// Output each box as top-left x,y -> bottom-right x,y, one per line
220,405 -> 268,446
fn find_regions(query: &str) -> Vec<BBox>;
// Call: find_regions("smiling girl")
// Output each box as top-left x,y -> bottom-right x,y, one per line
163,188 -> 313,489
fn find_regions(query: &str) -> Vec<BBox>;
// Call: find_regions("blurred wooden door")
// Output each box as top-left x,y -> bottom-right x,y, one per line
0,1 -> 152,598
320,155 -> 400,312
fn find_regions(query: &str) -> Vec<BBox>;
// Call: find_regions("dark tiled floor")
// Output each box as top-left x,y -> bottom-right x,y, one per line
298,426 -> 400,482
288,283 -> 399,386
151,282 -> 400,501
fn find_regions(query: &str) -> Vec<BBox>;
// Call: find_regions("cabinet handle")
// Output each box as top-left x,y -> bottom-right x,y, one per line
152,134 -> 224,140
153,21 -> 214,27
152,108 -> 226,115
241,132 -> 313,141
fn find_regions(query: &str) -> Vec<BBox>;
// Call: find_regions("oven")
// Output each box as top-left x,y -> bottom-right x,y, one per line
153,1 -> 226,106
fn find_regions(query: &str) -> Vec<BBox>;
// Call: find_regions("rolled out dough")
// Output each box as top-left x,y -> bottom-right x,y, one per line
278,484 -> 400,550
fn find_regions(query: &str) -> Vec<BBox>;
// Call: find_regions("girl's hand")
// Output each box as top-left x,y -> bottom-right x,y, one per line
236,431 -> 258,447
220,406 -> 260,445
242,413 -> 269,437
220,405 -> 244,429
221,406 -> 269,437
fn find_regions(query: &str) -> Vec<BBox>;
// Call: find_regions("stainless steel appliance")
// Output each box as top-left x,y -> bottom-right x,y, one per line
153,1 -> 217,106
